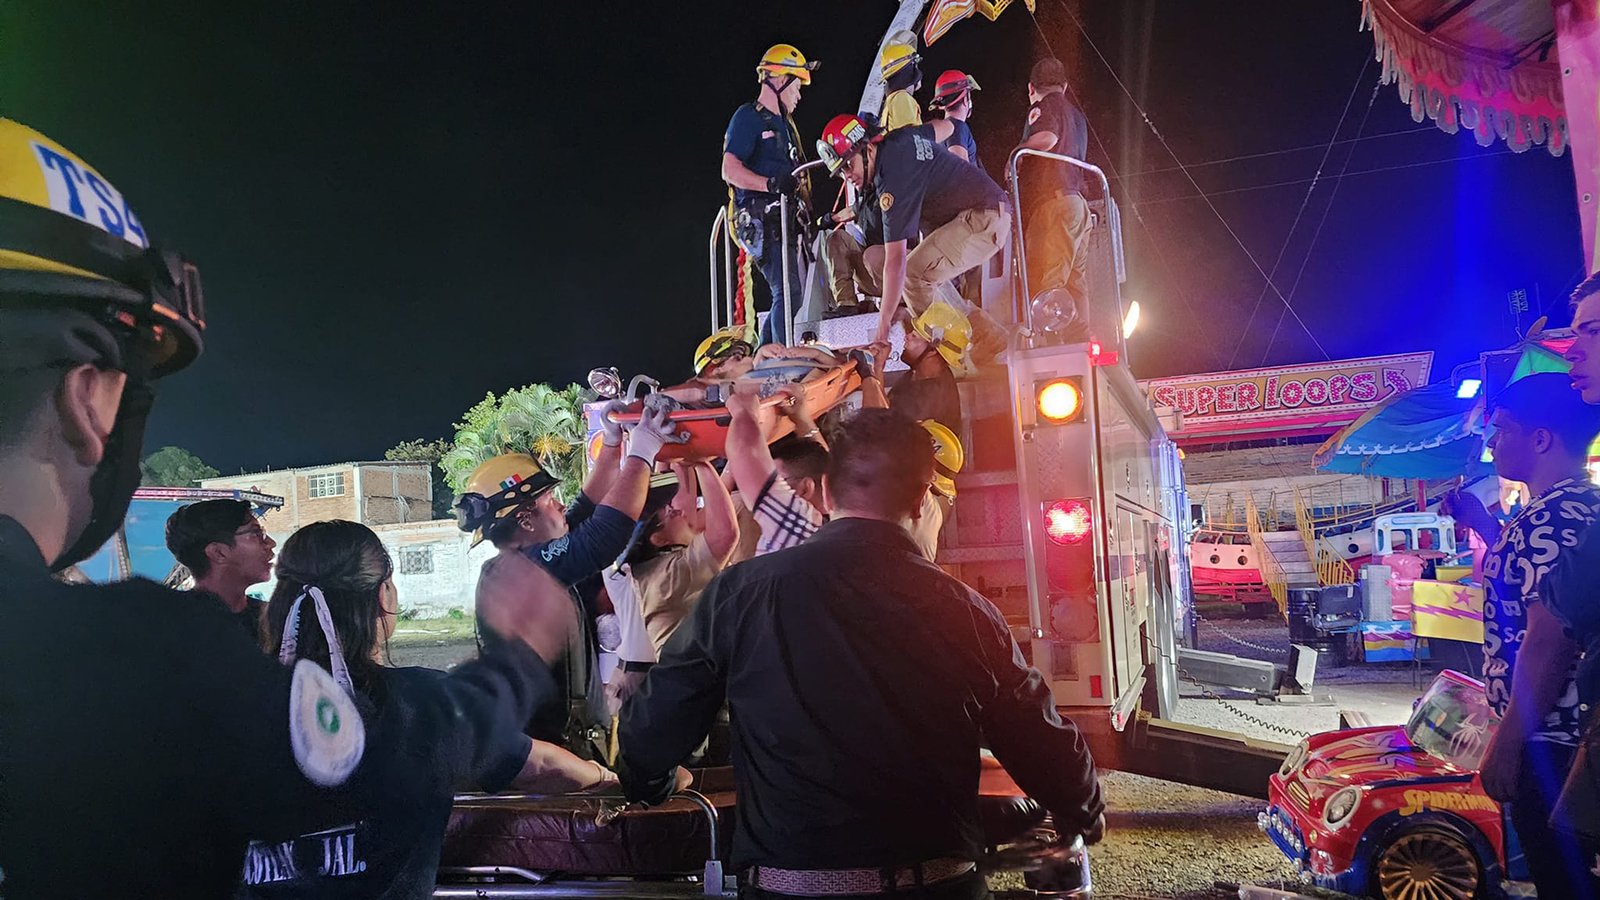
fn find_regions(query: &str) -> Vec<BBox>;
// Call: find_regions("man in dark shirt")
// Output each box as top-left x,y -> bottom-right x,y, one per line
930,69 -> 982,168
821,183 -> 885,317
817,113 -> 1012,365
723,44 -> 818,346
621,409 -> 1104,897
166,498 -> 276,644
890,313 -> 964,432
0,115 -> 569,898
1017,57 -> 1092,333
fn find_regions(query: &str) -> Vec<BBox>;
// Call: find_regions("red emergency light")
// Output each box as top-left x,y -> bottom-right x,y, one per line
1044,499 -> 1092,546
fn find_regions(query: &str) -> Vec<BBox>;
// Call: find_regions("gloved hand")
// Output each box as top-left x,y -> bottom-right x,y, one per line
599,400 -> 628,447
625,404 -> 690,465
767,172 -> 798,195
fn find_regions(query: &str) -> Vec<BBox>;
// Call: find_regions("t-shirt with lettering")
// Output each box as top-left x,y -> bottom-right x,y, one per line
238,665 -> 538,900
872,123 -> 1007,245
1481,477 -> 1600,746
1020,89 -> 1088,198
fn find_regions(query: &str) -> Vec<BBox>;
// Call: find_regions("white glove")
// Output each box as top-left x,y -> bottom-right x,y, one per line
625,405 -> 689,465
599,400 -> 628,447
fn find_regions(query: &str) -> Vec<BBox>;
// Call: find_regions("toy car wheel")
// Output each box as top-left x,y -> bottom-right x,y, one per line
1373,827 -> 1481,900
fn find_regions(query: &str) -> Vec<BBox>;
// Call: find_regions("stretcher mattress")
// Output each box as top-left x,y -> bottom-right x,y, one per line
441,761 -> 1045,877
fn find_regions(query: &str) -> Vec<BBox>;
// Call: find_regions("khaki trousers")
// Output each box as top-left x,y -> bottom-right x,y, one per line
823,228 -> 885,307
902,206 -> 1010,317
1024,192 -> 1091,310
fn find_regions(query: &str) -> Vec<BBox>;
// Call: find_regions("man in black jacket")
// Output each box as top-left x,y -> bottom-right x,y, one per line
621,408 -> 1103,899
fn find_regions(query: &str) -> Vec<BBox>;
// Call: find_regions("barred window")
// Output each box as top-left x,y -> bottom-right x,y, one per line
397,547 -> 434,576
308,473 -> 345,498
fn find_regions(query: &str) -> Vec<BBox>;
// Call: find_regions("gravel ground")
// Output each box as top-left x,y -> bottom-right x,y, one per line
393,614 -> 1422,898
1062,771 -> 1301,900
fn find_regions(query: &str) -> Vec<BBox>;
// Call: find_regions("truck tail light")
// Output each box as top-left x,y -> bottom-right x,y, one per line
1044,499 -> 1092,546
1037,378 -> 1084,423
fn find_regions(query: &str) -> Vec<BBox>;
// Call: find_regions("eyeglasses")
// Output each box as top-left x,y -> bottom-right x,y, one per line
233,523 -> 268,541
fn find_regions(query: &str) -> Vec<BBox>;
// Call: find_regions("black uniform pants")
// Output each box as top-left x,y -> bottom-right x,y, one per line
1512,740 -> 1600,897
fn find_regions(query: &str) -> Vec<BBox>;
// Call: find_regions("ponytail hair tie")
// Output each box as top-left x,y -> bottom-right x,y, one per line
277,585 -> 355,696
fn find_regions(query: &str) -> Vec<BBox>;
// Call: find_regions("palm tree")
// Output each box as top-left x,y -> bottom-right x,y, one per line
441,383 -> 592,502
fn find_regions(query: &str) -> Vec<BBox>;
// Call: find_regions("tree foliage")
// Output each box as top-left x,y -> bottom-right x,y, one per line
140,446 -> 220,487
383,438 -> 457,519
440,383 -> 592,502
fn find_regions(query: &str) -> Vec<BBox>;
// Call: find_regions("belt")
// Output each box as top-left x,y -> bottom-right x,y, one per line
749,858 -> 976,896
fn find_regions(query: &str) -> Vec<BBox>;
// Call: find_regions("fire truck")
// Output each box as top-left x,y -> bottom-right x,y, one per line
687,129 -> 1290,794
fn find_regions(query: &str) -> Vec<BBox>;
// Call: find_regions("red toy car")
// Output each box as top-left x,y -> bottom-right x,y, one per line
1260,670 -> 1530,899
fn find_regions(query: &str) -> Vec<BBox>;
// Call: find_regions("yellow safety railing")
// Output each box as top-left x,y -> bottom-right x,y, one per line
1293,486 -> 1357,587
1244,494 -> 1288,614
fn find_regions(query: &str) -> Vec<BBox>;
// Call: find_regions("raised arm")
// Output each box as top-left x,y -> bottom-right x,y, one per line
696,460 -> 739,563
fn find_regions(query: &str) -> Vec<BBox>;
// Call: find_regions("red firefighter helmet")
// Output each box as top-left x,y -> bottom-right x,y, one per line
930,70 -> 981,108
816,113 -> 878,175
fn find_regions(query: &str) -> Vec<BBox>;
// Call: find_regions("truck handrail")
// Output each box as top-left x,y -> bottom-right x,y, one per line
777,159 -> 832,346
1004,147 -> 1113,335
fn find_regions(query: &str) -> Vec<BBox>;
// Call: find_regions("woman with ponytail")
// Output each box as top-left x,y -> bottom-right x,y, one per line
239,520 -> 618,899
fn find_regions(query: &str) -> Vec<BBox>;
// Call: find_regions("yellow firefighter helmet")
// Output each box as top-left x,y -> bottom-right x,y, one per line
692,326 -> 755,375
922,420 -> 965,499
757,44 -> 818,85
911,300 -> 974,372
0,117 -> 205,376
878,42 -> 920,80
455,453 -> 559,546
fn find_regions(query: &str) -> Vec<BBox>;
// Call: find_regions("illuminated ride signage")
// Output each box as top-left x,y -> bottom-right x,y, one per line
1140,352 -> 1434,442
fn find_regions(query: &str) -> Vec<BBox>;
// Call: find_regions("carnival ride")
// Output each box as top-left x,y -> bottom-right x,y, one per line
1262,670 -> 1520,899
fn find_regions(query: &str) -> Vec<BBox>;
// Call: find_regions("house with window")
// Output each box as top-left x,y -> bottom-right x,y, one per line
200,460 -> 433,535
200,461 -> 485,616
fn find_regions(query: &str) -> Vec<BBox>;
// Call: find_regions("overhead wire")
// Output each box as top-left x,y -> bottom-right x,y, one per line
1111,124 -> 1436,181
1132,148 -> 1517,206
1046,0 -> 1339,364
1224,53 -> 1372,369
1258,79 -> 1385,366
1023,6 -> 1232,369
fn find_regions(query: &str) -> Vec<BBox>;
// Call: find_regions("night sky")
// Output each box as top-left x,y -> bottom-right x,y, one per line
2,2 -> 1583,475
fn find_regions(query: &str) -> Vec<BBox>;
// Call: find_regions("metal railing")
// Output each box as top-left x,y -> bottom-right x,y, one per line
708,161 -> 827,347
1003,147 -> 1125,338
1244,494 -> 1288,614
1292,486 -> 1357,588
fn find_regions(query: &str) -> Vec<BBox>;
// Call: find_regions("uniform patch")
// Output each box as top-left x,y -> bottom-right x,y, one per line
1027,107 -> 1042,126
289,659 -> 364,787
879,192 -> 895,212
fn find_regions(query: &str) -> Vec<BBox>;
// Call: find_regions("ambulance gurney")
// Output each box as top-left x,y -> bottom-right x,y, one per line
596,352 -> 867,462
435,758 -> 1091,898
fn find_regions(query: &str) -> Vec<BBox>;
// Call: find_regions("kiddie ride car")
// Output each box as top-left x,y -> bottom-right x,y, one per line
435,756 -> 1091,898
1260,670 -> 1530,900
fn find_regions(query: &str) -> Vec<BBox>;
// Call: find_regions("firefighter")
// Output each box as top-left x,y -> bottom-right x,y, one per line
817,112 -> 1012,363
929,69 -> 981,167
879,41 -> 923,132
1017,57 -> 1091,334
723,44 -> 819,346
0,117 -> 571,896
458,405 -> 686,755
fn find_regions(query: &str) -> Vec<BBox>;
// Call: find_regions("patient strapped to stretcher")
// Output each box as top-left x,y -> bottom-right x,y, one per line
602,340 -> 879,461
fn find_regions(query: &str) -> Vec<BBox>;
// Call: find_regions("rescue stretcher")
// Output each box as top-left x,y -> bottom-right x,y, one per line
436,758 -> 1092,897
603,357 -> 865,461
